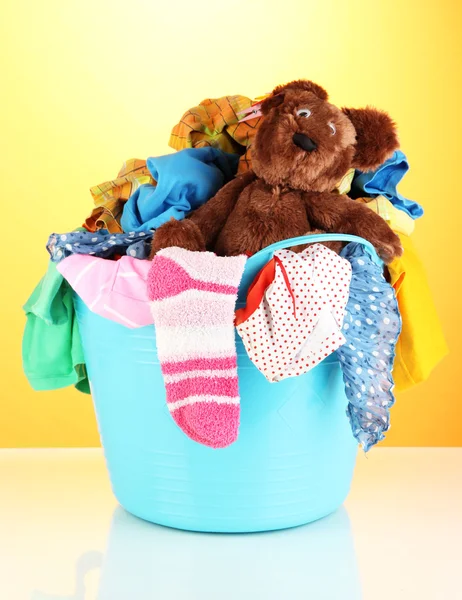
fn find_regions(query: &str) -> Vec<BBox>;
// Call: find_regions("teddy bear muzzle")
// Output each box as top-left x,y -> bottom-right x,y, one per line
292,133 -> 317,152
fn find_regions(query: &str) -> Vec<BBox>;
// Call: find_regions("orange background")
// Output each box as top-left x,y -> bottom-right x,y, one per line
1,0 -> 460,447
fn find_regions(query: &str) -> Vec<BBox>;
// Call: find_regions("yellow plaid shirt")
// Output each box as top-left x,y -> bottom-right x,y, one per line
84,159 -> 154,233
169,95 -> 260,174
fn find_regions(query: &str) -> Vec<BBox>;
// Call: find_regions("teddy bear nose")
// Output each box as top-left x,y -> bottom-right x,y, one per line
292,133 -> 317,152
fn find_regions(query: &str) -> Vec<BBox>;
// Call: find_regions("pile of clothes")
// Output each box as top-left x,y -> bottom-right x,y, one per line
23,93 -> 447,451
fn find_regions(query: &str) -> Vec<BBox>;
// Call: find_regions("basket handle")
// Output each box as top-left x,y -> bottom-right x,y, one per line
238,233 -> 381,301
252,233 -> 379,261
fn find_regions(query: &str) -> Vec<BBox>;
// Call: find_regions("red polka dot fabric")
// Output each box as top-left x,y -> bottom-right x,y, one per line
236,244 -> 352,382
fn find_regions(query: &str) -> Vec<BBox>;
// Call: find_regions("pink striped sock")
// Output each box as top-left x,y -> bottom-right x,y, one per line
147,247 -> 247,448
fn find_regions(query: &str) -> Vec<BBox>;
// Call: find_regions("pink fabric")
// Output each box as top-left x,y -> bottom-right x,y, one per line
148,256 -> 237,300
176,404 -> 241,449
159,247 -> 247,285
162,357 -> 237,375
165,376 -> 239,403
148,247 -> 247,449
57,255 -> 152,328
150,290 -> 236,327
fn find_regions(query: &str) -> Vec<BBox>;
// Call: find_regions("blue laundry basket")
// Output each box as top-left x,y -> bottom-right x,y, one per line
75,234 -> 380,533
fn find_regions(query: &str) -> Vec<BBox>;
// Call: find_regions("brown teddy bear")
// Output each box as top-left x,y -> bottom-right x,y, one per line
150,79 -> 403,263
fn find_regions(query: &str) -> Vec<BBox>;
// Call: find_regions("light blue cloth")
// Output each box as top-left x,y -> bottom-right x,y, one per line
47,230 -> 152,262
351,150 -> 424,219
337,243 -> 402,451
120,148 -> 239,233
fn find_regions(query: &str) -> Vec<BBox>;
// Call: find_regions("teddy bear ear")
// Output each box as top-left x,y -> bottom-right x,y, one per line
260,92 -> 285,115
272,79 -> 329,101
342,107 -> 399,171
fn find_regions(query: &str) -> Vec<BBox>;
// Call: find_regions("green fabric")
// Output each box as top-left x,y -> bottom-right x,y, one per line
22,260 -> 90,394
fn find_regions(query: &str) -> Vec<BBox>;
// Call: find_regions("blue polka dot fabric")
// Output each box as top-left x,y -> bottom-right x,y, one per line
46,229 -> 153,263
337,243 -> 402,451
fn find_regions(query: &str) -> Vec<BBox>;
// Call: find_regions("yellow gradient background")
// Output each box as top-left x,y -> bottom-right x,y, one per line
1,0 -> 460,447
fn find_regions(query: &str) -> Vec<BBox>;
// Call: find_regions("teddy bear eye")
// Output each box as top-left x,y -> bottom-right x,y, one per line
296,108 -> 311,118
329,122 -> 336,135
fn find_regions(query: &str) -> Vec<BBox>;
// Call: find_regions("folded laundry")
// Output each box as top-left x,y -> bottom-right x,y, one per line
22,261 -> 89,394
85,158 -> 153,233
120,148 -> 239,233
235,244 -> 352,382
57,255 -> 152,328
148,247 -> 247,448
47,229 -> 153,262
350,150 -> 424,219
337,243 -> 401,451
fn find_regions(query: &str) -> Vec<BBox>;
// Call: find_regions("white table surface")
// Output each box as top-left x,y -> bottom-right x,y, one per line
1,448 -> 461,600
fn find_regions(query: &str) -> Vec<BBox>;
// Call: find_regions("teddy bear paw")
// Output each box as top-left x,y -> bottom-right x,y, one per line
373,234 -> 403,264
149,219 -> 206,259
